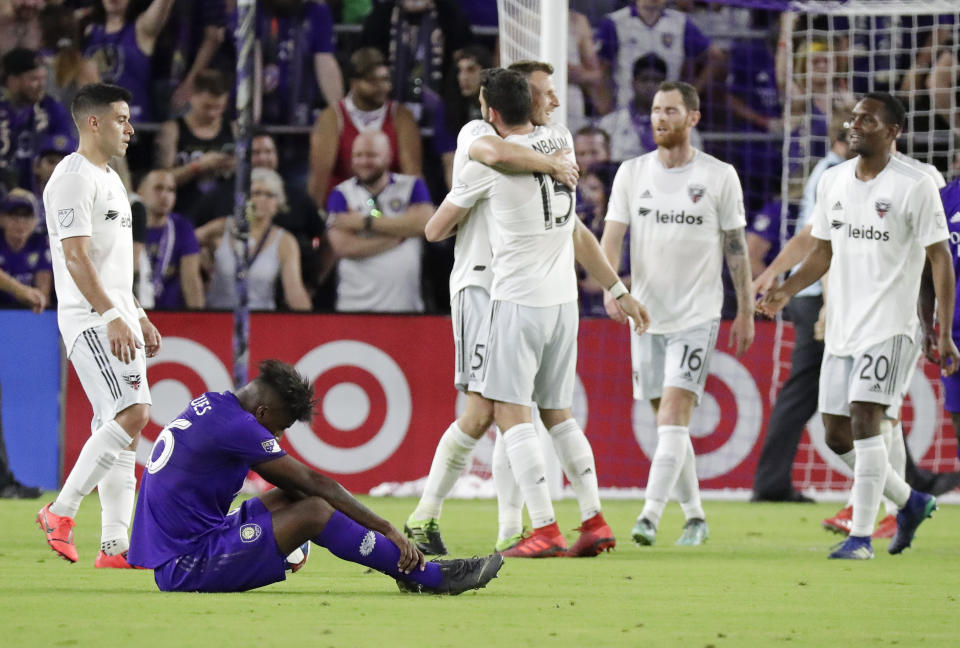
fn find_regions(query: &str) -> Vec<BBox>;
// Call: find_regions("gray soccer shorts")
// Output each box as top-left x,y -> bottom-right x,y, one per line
70,324 -> 152,433
818,334 -> 915,417
885,325 -> 923,419
480,300 -> 578,410
630,319 -> 720,403
451,286 -> 491,393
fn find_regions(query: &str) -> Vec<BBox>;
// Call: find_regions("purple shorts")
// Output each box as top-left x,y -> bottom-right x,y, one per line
942,367 -> 960,413
153,497 -> 287,592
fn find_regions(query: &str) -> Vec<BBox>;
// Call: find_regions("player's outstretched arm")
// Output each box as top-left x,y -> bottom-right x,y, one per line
424,199 -> 471,242
469,136 -> 579,189
752,223 -> 815,296
574,220 -> 649,333
758,237 -> 832,318
62,236 -> 141,363
254,455 -> 424,572
926,240 -> 960,375
723,227 -> 755,357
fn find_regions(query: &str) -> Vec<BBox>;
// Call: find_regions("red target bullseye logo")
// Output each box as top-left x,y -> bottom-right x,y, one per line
286,341 -> 411,474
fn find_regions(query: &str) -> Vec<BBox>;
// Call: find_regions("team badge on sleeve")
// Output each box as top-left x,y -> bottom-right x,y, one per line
239,523 -> 262,543
874,199 -> 891,218
261,439 -> 281,453
688,184 -> 706,204
58,208 -> 75,227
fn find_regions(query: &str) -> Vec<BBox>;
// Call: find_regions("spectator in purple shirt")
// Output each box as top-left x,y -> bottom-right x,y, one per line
137,169 -> 204,310
0,48 -> 75,193
0,188 -> 51,308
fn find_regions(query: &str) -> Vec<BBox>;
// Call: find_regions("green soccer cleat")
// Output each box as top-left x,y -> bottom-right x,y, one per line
404,514 -> 449,556
494,532 -> 524,553
674,518 -> 709,546
631,517 -> 657,546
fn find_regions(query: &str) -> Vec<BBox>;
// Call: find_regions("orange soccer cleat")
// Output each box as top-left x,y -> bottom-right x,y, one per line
36,502 -> 78,563
501,523 -> 568,558
95,551 -> 147,569
872,514 -> 897,539
822,505 -> 852,536
565,513 -> 616,557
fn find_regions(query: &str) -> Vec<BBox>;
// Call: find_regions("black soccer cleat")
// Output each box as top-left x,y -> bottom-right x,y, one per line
396,553 -> 504,595
404,514 -> 449,556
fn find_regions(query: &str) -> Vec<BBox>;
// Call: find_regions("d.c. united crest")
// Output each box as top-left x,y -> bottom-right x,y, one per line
122,373 -> 141,390
875,199 -> 891,218
688,184 -> 706,204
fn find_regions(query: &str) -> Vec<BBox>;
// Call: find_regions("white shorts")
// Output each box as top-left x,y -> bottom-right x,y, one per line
480,300 -> 578,409
885,325 -> 923,418
818,334 -> 914,417
451,286 -> 491,393
70,324 -> 152,433
630,319 -> 720,403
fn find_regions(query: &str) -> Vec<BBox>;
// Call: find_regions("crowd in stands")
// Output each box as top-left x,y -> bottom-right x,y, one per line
0,0 -> 957,316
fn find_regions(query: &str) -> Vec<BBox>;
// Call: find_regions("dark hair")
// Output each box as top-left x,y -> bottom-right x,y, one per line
575,125 -> 611,148
861,92 -> 906,129
507,60 -> 554,77
632,53 -> 667,79
192,69 -> 230,96
256,359 -> 316,424
71,83 -> 133,123
347,47 -> 387,81
480,68 -> 531,126
455,45 -> 493,69
657,80 -> 700,112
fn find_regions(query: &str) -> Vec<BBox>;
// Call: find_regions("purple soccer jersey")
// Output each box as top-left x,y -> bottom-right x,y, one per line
940,180 -> 960,335
128,391 -> 286,569
0,96 -> 75,191
0,231 -> 51,306
145,212 -> 201,310
84,22 -> 154,122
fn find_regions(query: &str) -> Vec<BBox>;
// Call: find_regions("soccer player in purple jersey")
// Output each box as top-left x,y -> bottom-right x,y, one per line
128,360 -> 503,594
938,177 -> 960,459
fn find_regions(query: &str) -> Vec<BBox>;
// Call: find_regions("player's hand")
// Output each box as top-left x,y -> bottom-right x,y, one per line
548,149 -> 579,190
751,269 -> 778,299
603,289 -> 628,324
756,288 -> 790,318
813,305 -> 827,342
921,326 -> 938,364
106,317 -> 142,364
141,317 -> 162,358
15,285 -> 46,313
385,526 -> 425,574
618,294 -> 650,335
938,334 -> 960,376
728,311 -> 755,358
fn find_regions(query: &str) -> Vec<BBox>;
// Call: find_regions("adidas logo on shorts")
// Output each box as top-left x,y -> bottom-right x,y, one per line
869,383 -> 883,393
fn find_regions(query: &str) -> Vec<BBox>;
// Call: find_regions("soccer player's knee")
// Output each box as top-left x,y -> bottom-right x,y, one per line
116,404 -> 150,436
303,496 -> 334,524
824,429 -> 852,455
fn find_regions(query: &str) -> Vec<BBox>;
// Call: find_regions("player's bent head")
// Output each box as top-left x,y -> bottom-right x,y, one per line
254,359 -> 317,429
656,81 -> 699,113
479,68 -> 531,126
71,83 -> 132,129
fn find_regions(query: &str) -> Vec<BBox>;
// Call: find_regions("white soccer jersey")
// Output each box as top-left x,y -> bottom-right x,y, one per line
44,153 -> 141,355
895,151 -> 946,189
810,156 -> 948,356
606,149 -> 746,334
449,124 -> 578,307
447,119 -> 498,298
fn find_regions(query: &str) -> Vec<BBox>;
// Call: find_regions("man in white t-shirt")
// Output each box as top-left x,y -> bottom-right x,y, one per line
426,68 -> 650,558
760,93 -> 958,559
37,83 -> 162,568
600,81 -> 754,547
403,66 -> 578,556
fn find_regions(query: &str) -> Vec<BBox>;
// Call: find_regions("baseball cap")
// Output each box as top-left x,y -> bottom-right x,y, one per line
1,188 -> 39,215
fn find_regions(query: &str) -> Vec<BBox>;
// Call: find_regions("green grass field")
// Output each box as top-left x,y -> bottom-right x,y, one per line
1,495 -> 957,647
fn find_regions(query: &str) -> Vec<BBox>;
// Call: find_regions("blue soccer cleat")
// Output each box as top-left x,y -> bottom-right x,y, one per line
828,535 -> 873,560
888,490 -> 937,555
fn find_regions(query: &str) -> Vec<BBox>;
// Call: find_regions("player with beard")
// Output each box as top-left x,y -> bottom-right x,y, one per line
760,93 -> 958,559
424,68 -> 650,558
600,81 -> 754,547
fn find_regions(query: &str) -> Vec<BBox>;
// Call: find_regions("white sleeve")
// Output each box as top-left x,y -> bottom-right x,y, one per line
809,171 -> 831,241
457,120 -> 498,160
604,161 -> 633,225
909,175 -> 949,247
445,160 -> 498,209
46,172 -> 96,239
718,164 -> 747,230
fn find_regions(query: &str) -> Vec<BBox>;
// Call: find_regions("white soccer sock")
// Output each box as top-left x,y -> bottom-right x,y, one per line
98,450 -> 136,555
413,423 -> 478,520
51,420 -> 133,519
883,421 -> 907,515
492,432 -> 523,541
675,434 -> 705,521
850,436 -> 887,537
547,418 -> 601,522
640,425 -> 688,528
840,437 -> 911,510
503,423 -> 555,528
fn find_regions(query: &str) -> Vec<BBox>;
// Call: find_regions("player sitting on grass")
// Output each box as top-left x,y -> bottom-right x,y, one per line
127,359 -> 503,593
